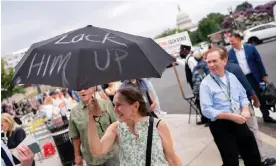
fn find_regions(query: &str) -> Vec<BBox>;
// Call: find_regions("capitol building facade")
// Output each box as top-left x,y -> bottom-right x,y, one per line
176,5 -> 197,31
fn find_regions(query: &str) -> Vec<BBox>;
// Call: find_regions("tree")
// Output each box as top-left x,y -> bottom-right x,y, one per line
197,13 -> 225,41
1,59 -> 25,101
155,12 -> 225,44
235,1 -> 253,12
206,13 -> 225,25
222,16 -> 233,29
188,31 -> 201,45
154,28 -> 185,39
154,28 -> 202,45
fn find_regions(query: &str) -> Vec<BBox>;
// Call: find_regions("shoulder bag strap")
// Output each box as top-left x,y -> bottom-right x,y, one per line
146,116 -> 154,166
186,55 -> 192,64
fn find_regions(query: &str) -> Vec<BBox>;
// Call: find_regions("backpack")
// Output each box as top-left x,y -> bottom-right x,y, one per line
185,55 -> 193,85
192,62 -> 208,97
261,83 -> 276,112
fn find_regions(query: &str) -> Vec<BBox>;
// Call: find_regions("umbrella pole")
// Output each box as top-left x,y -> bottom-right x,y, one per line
172,62 -> 185,98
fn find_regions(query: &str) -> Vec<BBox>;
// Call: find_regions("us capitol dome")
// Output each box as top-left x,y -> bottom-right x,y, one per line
176,5 -> 197,31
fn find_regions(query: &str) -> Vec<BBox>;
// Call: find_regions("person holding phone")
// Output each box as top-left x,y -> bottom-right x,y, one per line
1,113 -> 34,165
2,140 -> 35,166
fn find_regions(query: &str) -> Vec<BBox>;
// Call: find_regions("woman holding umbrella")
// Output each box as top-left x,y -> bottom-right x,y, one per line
87,87 -> 182,166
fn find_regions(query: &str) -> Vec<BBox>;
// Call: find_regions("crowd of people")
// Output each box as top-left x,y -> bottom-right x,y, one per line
1,32 -> 276,166
69,79 -> 175,166
2,77 -> 172,165
69,85 -> 181,166
1,113 -> 35,166
176,33 -> 276,166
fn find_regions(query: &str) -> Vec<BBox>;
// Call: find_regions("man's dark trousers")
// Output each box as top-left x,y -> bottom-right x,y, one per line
209,119 -> 261,166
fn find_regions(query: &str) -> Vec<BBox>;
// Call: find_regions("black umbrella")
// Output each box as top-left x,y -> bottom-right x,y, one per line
13,25 -> 173,90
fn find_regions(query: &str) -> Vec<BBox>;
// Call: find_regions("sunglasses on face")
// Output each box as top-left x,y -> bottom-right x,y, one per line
77,86 -> 99,92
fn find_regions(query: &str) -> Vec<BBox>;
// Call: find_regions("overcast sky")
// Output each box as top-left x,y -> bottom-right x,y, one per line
1,0 -> 268,56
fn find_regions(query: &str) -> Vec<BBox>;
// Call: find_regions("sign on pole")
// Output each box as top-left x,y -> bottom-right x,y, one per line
154,32 -> 192,97
154,31 -> 192,57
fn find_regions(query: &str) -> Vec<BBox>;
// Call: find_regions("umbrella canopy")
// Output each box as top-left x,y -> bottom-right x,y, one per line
13,25 -> 173,90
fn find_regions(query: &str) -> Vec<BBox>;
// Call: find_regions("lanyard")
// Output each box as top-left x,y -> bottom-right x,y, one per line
93,116 -> 105,132
83,101 -> 112,133
93,112 -> 112,133
210,74 -> 231,102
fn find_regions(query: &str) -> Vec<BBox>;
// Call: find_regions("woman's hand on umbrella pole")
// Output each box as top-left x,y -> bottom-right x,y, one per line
87,99 -> 103,117
75,156 -> 83,166
149,102 -> 156,112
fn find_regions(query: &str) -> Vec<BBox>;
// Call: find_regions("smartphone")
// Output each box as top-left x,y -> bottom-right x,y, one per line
28,142 -> 41,154
12,142 -> 40,160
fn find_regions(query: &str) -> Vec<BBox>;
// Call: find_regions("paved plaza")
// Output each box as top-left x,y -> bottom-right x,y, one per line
34,114 -> 276,166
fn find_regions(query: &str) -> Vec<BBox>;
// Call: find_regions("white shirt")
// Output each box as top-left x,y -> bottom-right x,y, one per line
52,98 -> 62,107
52,98 -> 67,116
40,104 -> 60,119
176,54 -> 198,71
1,140 -> 15,166
142,78 -> 161,113
234,45 -> 251,75
220,75 -> 227,85
63,97 -> 77,110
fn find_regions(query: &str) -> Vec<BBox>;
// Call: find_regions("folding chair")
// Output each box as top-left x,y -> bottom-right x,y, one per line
183,94 -> 200,124
172,62 -> 200,124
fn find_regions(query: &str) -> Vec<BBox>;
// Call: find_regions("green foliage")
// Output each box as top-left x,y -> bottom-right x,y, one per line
206,13 -> 225,24
154,28 -> 201,45
154,13 -> 225,44
197,13 -> 225,41
154,28 -> 186,39
235,1 -> 253,12
26,90 -> 38,98
188,31 -> 201,45
1,59 -> 25,100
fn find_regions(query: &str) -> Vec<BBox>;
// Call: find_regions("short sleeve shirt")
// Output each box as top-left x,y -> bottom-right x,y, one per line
69,99 -> 117,165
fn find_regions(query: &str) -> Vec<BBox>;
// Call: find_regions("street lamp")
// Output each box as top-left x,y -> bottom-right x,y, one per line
228,7 -> 233,16
227,7 -> 236,31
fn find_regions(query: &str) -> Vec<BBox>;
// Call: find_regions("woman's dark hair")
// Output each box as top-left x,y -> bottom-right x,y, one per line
66,89 -> 74,99
116,87 -> 148,116
61,89 -> 67,96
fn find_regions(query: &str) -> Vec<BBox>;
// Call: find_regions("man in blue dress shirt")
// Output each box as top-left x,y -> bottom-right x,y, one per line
200,48 -> 261,166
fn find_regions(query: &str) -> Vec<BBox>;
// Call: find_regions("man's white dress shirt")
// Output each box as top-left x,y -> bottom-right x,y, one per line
234,45 -> 251,75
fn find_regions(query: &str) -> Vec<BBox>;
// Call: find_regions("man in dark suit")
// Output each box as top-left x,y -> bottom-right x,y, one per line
228,33 -> 276,123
